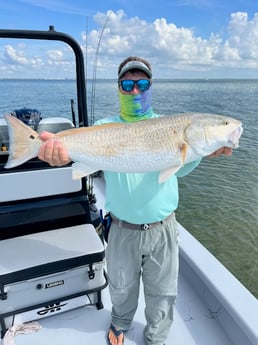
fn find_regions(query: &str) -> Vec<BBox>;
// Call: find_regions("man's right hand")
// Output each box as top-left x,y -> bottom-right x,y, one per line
38,131 -> 71,166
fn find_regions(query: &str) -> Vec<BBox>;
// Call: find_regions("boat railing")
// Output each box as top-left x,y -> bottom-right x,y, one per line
0,26 -> 88,127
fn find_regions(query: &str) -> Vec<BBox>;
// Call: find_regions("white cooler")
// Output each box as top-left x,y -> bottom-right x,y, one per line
0,224 -> 107,337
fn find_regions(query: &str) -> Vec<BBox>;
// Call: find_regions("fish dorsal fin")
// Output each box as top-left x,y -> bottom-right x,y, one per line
158,165 -> 182,184
71,162 -> 97,180
57,122 -> 121,137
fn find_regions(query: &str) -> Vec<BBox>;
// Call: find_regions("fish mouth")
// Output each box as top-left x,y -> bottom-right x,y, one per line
229,125 -> 243,148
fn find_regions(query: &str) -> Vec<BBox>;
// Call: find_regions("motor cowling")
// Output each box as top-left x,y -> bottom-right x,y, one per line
11,108 -> 42,130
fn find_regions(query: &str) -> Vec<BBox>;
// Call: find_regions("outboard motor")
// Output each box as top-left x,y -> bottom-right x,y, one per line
11,108 -> 42,130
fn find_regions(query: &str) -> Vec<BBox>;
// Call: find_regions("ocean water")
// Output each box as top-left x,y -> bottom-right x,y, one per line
0,79 -> 257,298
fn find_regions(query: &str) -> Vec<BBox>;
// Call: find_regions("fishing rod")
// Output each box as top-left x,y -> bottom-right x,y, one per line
89,12 -> 111,126
87,12 -> 111,209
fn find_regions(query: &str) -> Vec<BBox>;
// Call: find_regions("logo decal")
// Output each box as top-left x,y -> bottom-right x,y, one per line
45,280 -> 64,289
37,302 -> 67,316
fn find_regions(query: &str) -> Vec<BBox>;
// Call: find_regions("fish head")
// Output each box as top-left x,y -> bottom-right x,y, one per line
185,113 -> 243,157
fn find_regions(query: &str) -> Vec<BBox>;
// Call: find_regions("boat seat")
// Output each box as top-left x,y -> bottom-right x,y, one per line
0,166 -> 81,203
0,116 -> 99,241
0,165 -> 93,239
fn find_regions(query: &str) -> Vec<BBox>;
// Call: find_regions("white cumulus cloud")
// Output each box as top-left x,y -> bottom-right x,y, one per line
227,12 -> 258,60
82,10 -> 258,77
4,45 -> 30,65
1,10 -> 258,78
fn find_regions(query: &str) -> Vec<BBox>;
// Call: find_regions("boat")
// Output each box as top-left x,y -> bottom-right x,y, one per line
0,27 -> 257,345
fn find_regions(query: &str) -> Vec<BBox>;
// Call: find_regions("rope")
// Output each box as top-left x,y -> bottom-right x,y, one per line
2,322 -> 41,345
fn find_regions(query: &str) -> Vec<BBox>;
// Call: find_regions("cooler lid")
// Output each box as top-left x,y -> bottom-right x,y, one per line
0,224 -> 104,283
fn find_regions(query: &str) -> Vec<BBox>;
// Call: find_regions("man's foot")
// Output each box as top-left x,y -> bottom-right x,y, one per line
107,324 -> 124,345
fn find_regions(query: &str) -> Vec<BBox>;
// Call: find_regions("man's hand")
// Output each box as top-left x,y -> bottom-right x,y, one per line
208,147 -> 233,158
38,131 -> 71,166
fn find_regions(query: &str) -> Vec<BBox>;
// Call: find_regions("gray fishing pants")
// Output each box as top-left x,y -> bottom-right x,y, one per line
105,213 -> 179,345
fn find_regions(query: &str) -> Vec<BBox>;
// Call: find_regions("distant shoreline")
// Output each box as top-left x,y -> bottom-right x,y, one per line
1,78 -> 258,82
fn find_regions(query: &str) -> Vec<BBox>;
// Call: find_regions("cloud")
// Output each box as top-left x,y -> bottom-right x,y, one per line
228,12 -> 258,60
0,44 -> 43,75
0,41 -> 75,78
82,10 -> 258,77
46,49 -> 64,60
1,10 -> 258,78
3,45 -> 30,65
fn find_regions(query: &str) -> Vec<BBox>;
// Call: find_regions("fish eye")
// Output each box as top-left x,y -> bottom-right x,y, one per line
224,121 -> 229,125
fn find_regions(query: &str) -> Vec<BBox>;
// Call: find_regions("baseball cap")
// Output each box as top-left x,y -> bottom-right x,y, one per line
118,60 -> 152,79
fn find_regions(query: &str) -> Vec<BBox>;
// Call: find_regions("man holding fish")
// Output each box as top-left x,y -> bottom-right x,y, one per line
37,57 -> 238,345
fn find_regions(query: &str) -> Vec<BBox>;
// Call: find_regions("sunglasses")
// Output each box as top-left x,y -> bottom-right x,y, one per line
119,79 -> 151,92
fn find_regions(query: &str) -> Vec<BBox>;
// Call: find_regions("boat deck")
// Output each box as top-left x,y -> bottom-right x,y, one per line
2,222 -> 257,345
4,270 -> 232,345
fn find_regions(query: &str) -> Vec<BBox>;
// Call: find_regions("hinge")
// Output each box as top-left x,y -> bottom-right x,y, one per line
0,284 -> 7,300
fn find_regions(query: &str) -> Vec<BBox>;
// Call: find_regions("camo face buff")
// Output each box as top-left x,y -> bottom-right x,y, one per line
119,87 -> 153,122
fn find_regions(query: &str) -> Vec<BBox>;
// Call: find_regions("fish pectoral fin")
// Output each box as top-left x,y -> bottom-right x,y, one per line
72,162 -> 97,180
181,142 -> 188,165
158,165 -> 182,184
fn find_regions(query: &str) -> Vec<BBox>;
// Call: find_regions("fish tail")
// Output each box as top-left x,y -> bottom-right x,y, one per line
4,114 -> 41,169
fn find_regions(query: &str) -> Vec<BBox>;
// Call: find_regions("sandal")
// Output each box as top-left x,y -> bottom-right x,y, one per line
107,323 -> 125,345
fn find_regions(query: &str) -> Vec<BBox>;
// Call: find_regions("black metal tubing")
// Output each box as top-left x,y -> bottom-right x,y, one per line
0,26 -> 88,126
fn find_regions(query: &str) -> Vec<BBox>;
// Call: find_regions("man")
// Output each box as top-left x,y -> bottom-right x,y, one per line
38,57 -> 232,345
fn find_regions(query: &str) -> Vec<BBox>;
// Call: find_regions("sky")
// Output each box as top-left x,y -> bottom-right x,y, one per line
0,0 -> 258,79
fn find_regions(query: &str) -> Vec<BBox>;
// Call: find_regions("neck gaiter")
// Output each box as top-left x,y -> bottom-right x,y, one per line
119,87 -> 153,122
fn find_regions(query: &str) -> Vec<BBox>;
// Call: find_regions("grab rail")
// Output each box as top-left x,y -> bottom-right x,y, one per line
0,26 -> 88,127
